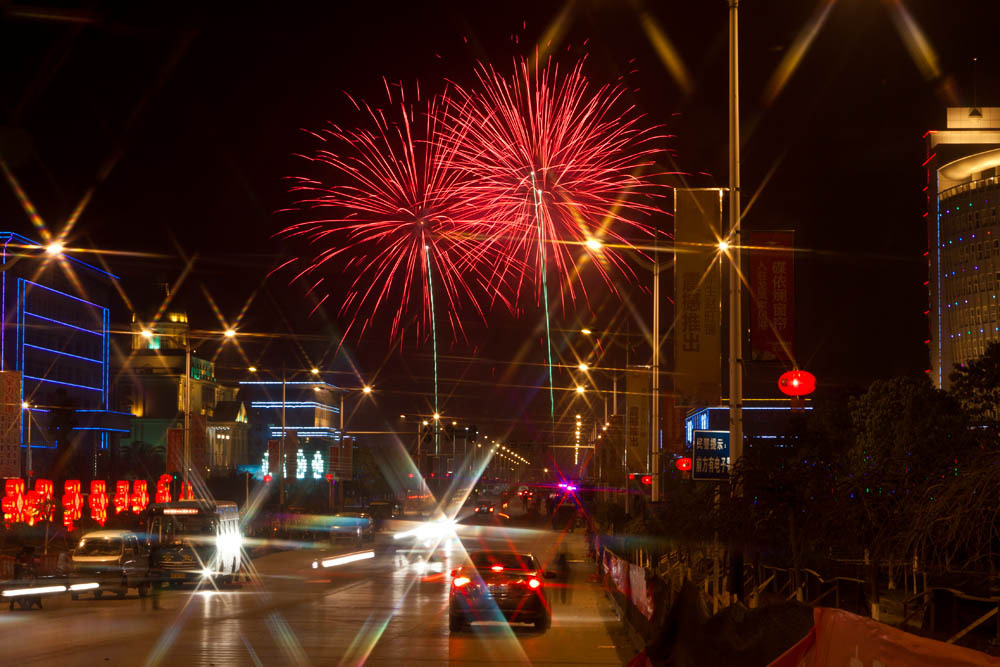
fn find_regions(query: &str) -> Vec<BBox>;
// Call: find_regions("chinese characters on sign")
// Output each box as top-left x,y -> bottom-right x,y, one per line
749,231 -> 795,362
692,430 -> 730,480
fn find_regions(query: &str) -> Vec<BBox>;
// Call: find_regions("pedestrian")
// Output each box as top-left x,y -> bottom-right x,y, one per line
556,550 -> 571,604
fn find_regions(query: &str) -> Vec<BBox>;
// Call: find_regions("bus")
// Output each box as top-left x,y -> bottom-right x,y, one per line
145,500 -> 242,586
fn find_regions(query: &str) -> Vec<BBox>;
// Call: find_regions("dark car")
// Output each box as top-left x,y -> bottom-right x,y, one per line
449,550 -> 553,632
366,501 -> 402,530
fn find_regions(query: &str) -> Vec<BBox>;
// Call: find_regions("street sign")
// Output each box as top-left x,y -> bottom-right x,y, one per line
692,430 -> 730,480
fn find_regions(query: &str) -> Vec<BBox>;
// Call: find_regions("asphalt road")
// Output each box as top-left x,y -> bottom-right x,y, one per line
0,509 -> 634,666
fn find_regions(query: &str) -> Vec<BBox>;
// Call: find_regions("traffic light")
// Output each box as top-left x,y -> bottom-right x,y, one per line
263,474 -> 273,483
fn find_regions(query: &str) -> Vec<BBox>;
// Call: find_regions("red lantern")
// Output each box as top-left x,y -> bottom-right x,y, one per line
155,473 -> 172,504
778,370 -> 816,397
89,480 -> 108,527
63,480 -> 83,531
114,480 -> 130,515
131,480 -> 149,514
676,457 -> 692,472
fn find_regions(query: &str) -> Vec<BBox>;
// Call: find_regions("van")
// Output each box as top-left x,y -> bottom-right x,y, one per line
70,529 -> 149,599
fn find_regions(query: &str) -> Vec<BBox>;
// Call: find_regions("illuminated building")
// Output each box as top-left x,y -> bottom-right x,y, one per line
0,232 -> 128,478
239,380 -> 343,480
925,107 -> 1000,387
119,310 -> 243,474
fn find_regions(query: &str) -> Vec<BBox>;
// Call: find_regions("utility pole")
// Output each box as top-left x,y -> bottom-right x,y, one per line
651,253 -> 661,503
280,364 -> 286,510
183,342 -> 191,489
728,0 -> 744,477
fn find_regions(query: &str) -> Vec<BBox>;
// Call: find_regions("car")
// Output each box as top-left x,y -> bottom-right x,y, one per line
366,500 -> 403,530
473,501 -> 495,515
70,530 -> 150,599
449,550 -> 554,632
329,512 -> 375,542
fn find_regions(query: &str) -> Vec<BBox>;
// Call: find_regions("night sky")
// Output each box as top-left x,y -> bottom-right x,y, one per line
1,1 -> 997,443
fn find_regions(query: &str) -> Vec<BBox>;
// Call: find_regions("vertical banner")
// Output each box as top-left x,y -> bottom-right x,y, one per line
625,369 -> 650,472
267,439 -> 280,475
0,371 -> 21,477
166,428 -> 183,473
286,431 -> 299,479
749,231 -> 795,362
673,189 -> 723,407
190,414 -> 208,472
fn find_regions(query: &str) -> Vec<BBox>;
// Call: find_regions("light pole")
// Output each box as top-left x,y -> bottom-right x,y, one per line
22,402 -> 31,479
727,0 -> 744,479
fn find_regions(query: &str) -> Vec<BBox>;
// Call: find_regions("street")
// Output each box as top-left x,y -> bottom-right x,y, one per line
0,509 -> 633,666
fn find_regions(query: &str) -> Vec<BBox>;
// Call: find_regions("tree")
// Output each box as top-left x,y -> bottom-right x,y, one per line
841,376 -> 976,600
950,341 -> 1000,440
120,441 -> 165,479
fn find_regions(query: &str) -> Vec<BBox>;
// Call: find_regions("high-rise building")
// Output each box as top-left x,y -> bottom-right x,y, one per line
0,232 -> 128,478
926,107 -> 1000,388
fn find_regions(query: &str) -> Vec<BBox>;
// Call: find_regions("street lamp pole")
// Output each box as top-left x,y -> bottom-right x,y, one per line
280,364 -> 286,509
728,0 -> 744,477
183,341 -> 191,489
651,250 -> 661,503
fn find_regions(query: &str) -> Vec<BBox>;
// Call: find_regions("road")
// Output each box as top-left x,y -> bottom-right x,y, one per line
0,509 -> 634,666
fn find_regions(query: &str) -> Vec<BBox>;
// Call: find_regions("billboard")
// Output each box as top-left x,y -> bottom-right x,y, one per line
673,189 -> 723,407
692,429 -> 730,481
0,371 -> 20,477
749,231 -> 795,362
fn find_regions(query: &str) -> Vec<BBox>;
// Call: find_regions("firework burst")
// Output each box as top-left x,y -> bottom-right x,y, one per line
443,54 -> 672,309
279,82 -> 507,342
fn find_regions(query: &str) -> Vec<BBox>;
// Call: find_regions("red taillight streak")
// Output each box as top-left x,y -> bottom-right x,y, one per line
491,565 -> 504,572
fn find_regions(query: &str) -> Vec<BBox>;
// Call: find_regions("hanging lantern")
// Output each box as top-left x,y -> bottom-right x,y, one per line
778,369 -> 816,397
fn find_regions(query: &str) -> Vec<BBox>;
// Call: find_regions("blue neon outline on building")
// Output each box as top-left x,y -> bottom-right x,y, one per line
17,277 -> 110,444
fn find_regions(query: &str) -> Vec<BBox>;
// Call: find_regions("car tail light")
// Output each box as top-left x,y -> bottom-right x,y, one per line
491,565 -> 504,572
453,576 -> 471,588
489,506 -> 494,512
528,578 -> 541,589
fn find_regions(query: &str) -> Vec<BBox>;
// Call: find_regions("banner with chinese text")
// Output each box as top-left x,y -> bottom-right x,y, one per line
0,371 -> 21,477
749,231 -> 795,362
673,189 -> 723,407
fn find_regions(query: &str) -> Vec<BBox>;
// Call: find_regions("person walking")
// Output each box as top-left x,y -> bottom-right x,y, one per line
556,550 -> 571,604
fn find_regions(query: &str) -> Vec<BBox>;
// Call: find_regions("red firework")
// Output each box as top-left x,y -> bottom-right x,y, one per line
279,82 -> 506,342
442,55 -> 671,309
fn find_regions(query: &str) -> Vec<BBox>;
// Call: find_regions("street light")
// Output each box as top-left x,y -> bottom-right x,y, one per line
578,362 -> 590,372
585,238 -> 603,251
575,386 -> 585,394
45,241 -> 64,255
311,368 -> 320,375
581,328 -> 592,336
140,329 -> 153,340
223,328 -> 236,338
362,385 -> 372,394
